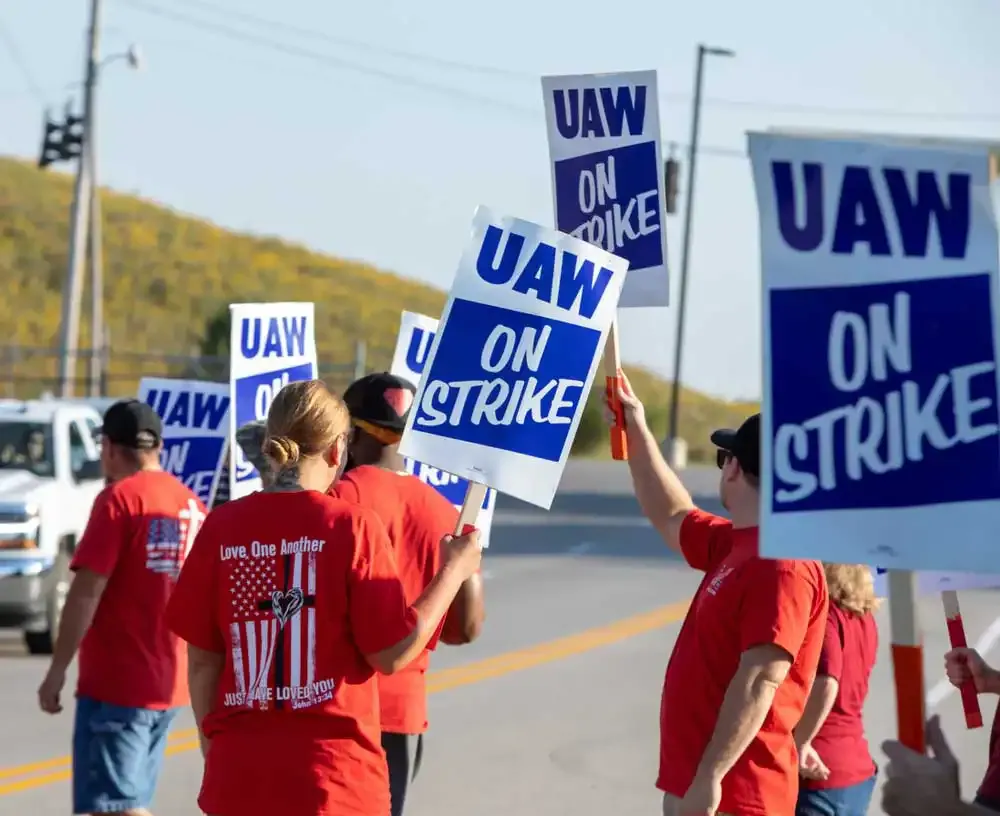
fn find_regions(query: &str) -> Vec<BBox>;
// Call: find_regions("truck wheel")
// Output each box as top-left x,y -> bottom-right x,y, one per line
23,629 -> 53,655
23,551 -> 70,656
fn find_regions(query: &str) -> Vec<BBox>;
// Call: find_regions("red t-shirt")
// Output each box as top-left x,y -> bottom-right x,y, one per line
977,707 -> 1000,804
803,603 -> 878,790
166,490 -> 416,816
331,465 -> 457,734
71,469 -> 206,709
657,510 -> 828,816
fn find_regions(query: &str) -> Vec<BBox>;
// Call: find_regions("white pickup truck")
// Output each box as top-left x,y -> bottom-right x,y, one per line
0,400 -> 105,653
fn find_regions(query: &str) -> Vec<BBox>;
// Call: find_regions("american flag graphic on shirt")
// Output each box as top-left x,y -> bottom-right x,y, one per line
145,498 -> 205,579
227,549 -> 319,710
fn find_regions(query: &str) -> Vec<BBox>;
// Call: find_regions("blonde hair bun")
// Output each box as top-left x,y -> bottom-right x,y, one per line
262,380 -> 350,472
263,435 -> 301,468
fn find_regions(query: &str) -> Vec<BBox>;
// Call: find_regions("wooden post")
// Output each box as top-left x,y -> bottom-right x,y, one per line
604,320 -> 627,460
889,570 -> 926,752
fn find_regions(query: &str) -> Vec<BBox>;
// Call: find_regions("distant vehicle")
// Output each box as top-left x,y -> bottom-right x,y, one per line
0,400 -> 104,653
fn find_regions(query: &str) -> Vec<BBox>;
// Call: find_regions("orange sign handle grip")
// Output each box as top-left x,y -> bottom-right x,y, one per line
946,614 -> 984,729
891,643 -> 926,752
606,375 -> 628,461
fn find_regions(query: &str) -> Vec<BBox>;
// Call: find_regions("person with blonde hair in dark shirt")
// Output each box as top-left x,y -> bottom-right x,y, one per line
795,563 -> 879,816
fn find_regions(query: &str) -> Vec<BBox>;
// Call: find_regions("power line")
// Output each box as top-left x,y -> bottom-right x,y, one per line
0,15 -> 46,104
169,0 -> 535,82
116,0 -> 538,115
115,0 -> 747,160
118,0 -> 1000,126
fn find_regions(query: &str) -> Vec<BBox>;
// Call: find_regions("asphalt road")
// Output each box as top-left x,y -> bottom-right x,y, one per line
0,462 -> 997,815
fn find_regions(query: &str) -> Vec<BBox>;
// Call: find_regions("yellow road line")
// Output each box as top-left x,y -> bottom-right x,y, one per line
0,600 -> 688,797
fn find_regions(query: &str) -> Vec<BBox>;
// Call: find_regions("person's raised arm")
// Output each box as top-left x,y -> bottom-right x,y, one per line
606,373 -> 694,554
352,516 -> 481,674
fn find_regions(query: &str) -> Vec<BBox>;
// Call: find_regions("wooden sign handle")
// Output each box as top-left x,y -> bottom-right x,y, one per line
455,481 -> 488,538
942,589 -> 984,729
889,570 -> 926,752
604,319 -> 628,461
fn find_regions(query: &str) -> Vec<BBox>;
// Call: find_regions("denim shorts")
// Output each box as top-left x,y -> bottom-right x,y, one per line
796,774 -> 877,816
72,696 -> 178,814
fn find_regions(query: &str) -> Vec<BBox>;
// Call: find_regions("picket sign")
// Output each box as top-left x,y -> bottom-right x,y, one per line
389,310 -> 498,548
751,129 -> 1000,753
228,302 -> 318,501
541,70 -> 669,461
138,376 -> 230,508
398,207 -> 627,510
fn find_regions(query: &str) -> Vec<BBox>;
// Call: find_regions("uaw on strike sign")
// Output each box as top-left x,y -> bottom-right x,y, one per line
399,206 -> 627,508
229,303 -> 318,500
750,133 -> 1000,572
139,377 -> 230,506
541,71 -> 668,307
391,311 -> 497,547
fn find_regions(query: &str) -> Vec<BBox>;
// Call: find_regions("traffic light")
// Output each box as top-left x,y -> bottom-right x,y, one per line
664,157 -> 680,214
37,105 -> 84,170
38,115 -> 64,170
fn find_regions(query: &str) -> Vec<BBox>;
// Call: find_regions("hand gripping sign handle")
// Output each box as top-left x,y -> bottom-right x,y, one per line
455,480 -> 488,539
942,589 -> 984,729
888,570 -> 926,753
604,320 -> 628,461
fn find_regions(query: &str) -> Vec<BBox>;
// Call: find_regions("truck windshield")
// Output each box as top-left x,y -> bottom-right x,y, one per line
0,421 -> 55,478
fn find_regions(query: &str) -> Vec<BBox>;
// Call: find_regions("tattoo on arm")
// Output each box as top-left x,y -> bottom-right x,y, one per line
264,466 -> 303,492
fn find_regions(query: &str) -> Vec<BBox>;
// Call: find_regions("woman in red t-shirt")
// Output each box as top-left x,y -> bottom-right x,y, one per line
794,563 -> 880,816
166,380 -> 481,816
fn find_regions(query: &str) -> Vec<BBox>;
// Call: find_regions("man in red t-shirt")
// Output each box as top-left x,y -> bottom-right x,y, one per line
609,375 -> 828,816
333,372 -> 485,816
37,400 -> 207,816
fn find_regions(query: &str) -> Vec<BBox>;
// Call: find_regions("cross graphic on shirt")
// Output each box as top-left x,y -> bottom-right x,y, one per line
255,551 -> 316,710
178,499 -> 206,560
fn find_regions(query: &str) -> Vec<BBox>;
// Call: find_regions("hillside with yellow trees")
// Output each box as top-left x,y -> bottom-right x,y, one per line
0,156 -> 756,459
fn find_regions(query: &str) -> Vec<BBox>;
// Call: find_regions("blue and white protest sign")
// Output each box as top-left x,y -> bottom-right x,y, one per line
229,302 -> 318,500
751,133 -> 1000,572
873,567 -> 1000,596
139,377 -> 230,506
391,311 -> 497,547
398,207 -> 628,508
390,311 -> 440,385
541,70 -> 668,307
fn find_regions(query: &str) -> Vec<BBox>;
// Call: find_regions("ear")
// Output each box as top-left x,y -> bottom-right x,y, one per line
325,435 -> 346,469
723,456 -> 740,482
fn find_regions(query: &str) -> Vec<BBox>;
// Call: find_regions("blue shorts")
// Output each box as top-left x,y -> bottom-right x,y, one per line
796,774 -> 877,816
72,696 -> 178,814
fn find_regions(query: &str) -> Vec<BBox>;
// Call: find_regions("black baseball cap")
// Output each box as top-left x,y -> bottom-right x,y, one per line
343,372 -> 416,433
710,413 -> 760,477
100,400 -> 162,449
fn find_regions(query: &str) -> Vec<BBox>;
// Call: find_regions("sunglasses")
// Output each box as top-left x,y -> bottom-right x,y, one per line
716,449 -> 734,470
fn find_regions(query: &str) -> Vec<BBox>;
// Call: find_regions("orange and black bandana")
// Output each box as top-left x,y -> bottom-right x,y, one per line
352,418 -> 402,446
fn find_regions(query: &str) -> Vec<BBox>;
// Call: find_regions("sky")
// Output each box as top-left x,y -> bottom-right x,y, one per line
1,0 -> 998,401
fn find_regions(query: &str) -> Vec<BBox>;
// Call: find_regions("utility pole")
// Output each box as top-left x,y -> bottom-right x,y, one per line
88,126 -> 104,397
56,0 -> 102,398
665,44 -> 734,464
